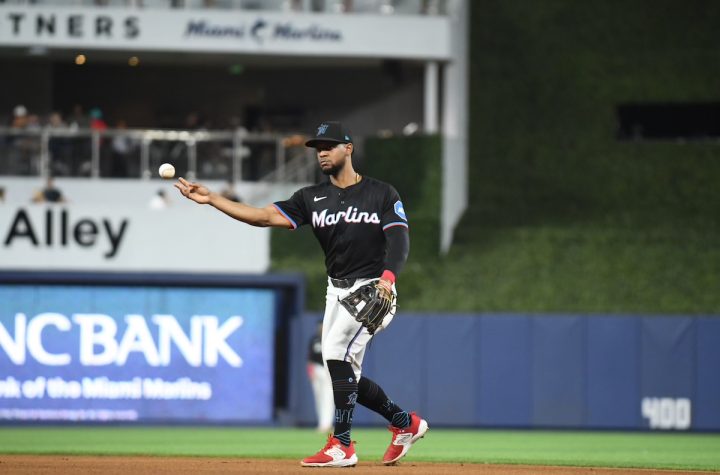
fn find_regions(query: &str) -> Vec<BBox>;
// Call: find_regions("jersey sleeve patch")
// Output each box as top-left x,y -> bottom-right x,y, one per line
394,200 -> 407,221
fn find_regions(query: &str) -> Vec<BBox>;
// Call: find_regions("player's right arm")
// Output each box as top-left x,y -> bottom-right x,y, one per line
174,177 -> 293,228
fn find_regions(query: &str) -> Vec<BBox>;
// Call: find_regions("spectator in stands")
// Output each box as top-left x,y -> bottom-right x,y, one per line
25,113 -> 41,132
110,119 -> 135,177
226,115 -> 245,131
11,105 -> 28,129
90,107 -> 108,132
47,111 -> 72,176
68,104 -> 90,176
48,111 -> 66,129
10,105 -> 40,175
68,104 -> 89,131
32,177 -> 66,204
75,107 -> 109,176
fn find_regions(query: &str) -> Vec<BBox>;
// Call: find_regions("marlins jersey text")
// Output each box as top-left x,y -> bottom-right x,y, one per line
273,177 -> 408,279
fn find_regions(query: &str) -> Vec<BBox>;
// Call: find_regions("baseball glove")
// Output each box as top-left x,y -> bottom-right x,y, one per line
340,281 -> 396,335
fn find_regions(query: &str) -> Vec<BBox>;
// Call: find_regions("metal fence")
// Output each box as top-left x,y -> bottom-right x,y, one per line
0,127 -> 319,183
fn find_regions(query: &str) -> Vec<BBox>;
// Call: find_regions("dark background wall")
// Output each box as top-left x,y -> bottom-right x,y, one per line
1,57 -> 423,137
0,61 -> 53,120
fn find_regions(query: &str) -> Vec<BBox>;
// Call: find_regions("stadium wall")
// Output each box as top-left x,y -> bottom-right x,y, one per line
290,312 -> 720,431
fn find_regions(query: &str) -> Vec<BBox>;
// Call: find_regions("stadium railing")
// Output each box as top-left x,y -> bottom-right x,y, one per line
0,126 -> 319,183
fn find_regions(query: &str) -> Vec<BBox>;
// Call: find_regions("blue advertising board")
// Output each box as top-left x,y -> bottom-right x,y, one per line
0,284 -> 275,423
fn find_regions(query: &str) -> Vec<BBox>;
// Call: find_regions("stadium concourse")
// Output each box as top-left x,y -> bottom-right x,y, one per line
0,456 -> 713,475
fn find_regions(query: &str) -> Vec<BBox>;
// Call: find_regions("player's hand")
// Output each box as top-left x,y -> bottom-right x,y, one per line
175,177 -> 211,204
376,278 -> 393,300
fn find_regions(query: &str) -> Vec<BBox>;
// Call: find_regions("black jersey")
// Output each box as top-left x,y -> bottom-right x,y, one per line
273,176 -> 409,279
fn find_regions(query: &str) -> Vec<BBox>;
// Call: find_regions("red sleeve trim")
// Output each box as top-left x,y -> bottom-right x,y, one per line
380,270 -> 396,284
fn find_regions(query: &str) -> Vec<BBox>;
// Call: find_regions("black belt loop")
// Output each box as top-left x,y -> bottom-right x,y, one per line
330,277 -> 357,289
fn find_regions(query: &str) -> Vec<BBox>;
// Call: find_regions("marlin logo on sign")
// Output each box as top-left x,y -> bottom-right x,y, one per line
251,19 -> 268,43
394,200 -> 407,221
317,123 -> 329,136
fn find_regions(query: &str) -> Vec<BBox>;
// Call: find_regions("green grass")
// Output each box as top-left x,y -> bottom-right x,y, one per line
273,223 -> 720,313
0,427 -> 719,471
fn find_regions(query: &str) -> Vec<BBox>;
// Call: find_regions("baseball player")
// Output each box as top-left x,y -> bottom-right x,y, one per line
174,121 -> 428,467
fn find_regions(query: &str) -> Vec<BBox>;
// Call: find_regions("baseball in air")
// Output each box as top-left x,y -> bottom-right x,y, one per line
158,163 -> 175,179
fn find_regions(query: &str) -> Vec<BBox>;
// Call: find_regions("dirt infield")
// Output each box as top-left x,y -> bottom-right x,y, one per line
0,456 -> 714,474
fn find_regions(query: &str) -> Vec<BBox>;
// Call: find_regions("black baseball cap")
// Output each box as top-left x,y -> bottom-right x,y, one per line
305,121 -> 353,147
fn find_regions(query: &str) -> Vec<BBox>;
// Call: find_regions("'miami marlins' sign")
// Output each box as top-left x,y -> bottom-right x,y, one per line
0,6 -> 451,60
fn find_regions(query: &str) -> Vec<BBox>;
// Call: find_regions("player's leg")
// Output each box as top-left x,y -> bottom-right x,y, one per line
300,281 -> 362,467
357,376 -> 429,465
316,279 -> 379,442
319,281 -> 371,446
326,359 -> 358,446
350,282 -> 428,465
357,376 -> 410,428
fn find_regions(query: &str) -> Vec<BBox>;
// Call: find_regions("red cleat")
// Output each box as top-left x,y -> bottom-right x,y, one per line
382,412 -> 429,465
301,435 -> 358,468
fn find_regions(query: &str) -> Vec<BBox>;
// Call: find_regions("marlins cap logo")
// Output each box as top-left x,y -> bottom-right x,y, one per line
317,123 -> 329,136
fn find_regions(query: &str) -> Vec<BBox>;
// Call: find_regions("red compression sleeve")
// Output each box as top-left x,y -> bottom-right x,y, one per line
381,270 -> 396,283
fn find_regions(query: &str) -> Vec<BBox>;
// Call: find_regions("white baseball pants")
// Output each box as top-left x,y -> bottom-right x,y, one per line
321,278 -> 396,380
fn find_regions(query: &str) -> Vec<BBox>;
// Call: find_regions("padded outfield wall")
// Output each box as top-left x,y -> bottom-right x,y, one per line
3,275 -> 717,431
290,313 -> 720,431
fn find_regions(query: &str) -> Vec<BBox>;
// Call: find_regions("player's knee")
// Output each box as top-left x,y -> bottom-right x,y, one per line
321,341 -> 344,363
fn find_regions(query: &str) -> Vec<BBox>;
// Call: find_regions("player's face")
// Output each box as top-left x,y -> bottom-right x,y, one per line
315,142 -> 350,176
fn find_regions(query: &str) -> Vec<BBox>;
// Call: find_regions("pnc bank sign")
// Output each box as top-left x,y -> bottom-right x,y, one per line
0,313 -> 244,368
0,286 -> 274,422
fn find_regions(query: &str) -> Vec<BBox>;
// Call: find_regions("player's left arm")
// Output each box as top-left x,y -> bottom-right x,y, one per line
378,192 -> 410,293
379,226 -> 409,292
